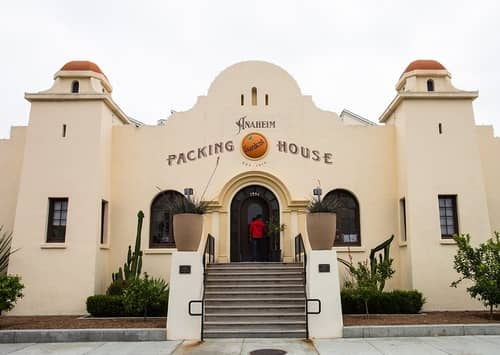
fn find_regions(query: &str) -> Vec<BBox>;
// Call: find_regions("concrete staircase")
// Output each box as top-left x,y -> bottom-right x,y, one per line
203,262 -> 307,338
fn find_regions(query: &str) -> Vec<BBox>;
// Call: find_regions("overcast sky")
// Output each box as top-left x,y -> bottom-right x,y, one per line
1,0 -> 499,139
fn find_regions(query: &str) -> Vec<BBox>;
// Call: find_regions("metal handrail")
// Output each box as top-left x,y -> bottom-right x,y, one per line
306,298 -> 322,315
294,233 -> 322,339
305,298 -> 322,339
188,234 -> 215,341
188,300 -> 204,340
203,233 -> 215,266
294,233 -> 307,286
188,300 -> 203,316
203,234 -> 215,287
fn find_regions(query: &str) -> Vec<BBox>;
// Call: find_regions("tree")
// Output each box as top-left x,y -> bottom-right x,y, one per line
342,260 -> 379,314
338,236 -> 395,314
451,233 -> 500,319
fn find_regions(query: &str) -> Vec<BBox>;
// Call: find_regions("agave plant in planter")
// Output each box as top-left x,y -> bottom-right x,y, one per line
306,197 -> 339,250
170,198 -> 209,251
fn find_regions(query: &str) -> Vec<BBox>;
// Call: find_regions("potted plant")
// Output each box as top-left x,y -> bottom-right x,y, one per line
267,217 -> 286,262
170,198 -> 208,251
306,198 -> 338,250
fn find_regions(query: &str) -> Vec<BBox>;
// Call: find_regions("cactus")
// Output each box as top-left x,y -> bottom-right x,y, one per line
112,267 -> 123,282
369,234 -> 394,291
112,211 -> 144,281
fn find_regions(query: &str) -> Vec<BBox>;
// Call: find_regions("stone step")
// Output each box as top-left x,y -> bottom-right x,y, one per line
207,268 -> 303,276
204,298 -> 305,307
204,320 -> 306,331
205,304 -> 305,314
203,329 -> 307,339
205,313 -> 305,322
205,272 -> 303,279
205,285 -> 304,292
209,262 -> 303,267
204,291 -> 305,299
205,277 -> 304,285
207,266 -> 304,272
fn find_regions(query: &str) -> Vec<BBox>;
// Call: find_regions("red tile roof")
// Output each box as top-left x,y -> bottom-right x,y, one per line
403,59 -> 446,74
60,61 -> 104,75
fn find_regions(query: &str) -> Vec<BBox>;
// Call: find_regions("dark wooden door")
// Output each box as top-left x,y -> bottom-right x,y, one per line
230,185 -> 280,262
239,197 -> 270,261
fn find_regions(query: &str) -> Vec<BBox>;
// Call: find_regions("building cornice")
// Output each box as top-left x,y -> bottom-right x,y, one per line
24,93 -> 130,124
379,91 -> 479,123
340,109 -> 376,126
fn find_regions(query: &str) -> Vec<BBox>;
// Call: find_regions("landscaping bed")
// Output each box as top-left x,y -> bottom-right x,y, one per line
0,316 -> 166,329
1,312 -> 499,330
344,311 -> 500,326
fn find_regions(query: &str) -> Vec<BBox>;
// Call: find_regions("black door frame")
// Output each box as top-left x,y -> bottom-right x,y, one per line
230,185 -> 280,262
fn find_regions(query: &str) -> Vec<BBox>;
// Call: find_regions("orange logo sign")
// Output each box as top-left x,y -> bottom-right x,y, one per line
241,132 -> 268,160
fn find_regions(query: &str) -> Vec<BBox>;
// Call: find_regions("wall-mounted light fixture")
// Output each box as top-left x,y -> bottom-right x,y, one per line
313,187 -> 322,202
184,188 -> 194,200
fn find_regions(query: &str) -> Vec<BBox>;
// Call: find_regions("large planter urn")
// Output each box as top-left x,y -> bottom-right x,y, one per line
306,213 -> 337,250
173,213 -> 204,251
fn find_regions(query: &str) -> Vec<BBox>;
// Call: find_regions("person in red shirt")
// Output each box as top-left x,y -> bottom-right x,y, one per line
249,214 -> 266,261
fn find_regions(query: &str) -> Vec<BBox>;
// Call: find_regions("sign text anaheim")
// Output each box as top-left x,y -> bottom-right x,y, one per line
236,116 -> 276,134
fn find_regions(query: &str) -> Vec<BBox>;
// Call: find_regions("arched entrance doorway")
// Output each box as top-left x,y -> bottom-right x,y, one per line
230,185 -> 280,262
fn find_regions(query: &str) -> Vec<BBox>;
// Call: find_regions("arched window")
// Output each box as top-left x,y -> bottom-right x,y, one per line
324,189 -> 361,246
150,190 -> 186,248
71,80 -> 79,93
426,79 -> 434,92
252,87 -> 257,105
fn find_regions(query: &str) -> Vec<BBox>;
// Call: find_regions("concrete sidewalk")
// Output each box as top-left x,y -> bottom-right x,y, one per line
1,336 -> 500,354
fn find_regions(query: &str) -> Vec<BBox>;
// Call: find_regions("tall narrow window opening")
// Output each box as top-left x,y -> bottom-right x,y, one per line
71,81 -> 79,93
400,198 -> 407,241
100,200 -> 108,244
251,87 -> 257,106
427,79 -> 434,92
62,124 -> 67,138
439,195 -> 458,238
438,123 -> 443,134
324,189 -> 361,246
240,94 -> 244,106
47,198 -> 68,243
265,94 -> 269,106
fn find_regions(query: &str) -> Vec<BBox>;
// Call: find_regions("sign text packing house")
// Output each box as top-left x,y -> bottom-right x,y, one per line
166,139 -> 333,166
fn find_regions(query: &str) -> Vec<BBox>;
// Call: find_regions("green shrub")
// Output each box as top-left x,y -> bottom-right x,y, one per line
341,289 -> 425,314
106,279 -> 129,296
0,274 -> 24,314
86,295 -> 125,317
123,274 -> 169,319
148,290 -> 169,316
0,226 -> 19,274
340,288 -> 365,314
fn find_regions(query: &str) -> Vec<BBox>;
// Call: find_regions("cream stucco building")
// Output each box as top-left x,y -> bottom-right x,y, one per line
1,59 -> 499,316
